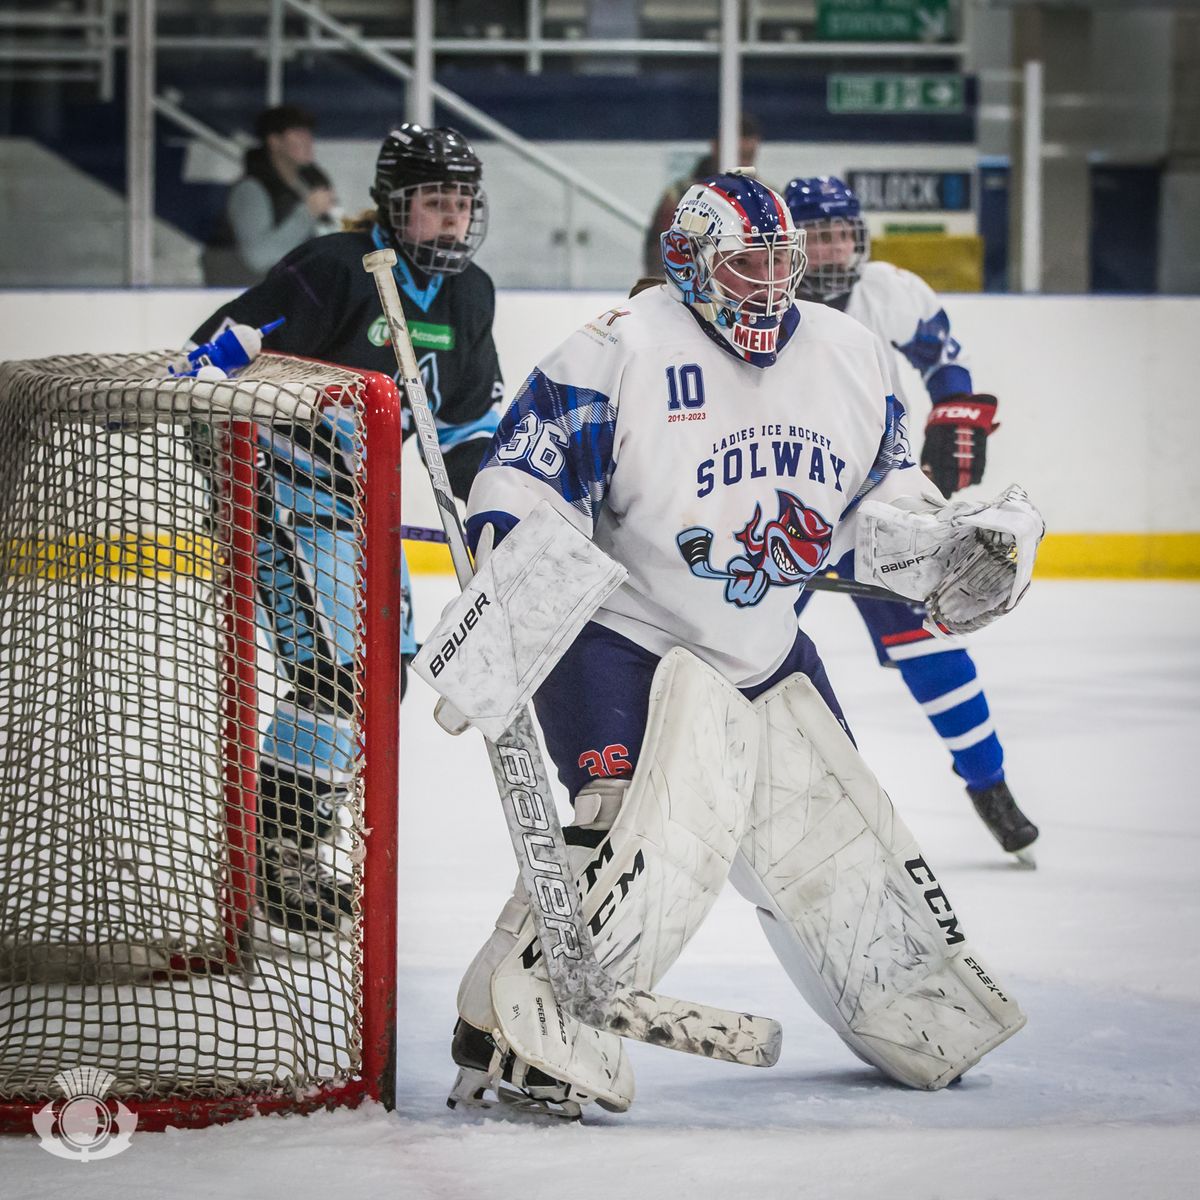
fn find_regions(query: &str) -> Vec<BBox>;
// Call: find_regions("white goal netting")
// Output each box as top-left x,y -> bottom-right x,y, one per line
0,351 -> 401,1126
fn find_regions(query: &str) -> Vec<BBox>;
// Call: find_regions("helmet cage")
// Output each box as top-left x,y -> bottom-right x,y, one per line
663,223 -> 806,324
795,215 -> 870,302
384,180 -> 489,276
702,229 -> 807,323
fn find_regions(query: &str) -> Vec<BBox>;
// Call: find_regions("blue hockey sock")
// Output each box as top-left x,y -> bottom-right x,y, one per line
895,648 -> 1005,791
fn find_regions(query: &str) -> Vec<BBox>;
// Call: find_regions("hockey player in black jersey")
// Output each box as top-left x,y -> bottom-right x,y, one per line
191,123 -> 504,932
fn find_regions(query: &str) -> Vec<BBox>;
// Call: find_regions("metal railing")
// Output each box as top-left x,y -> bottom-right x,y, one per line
272,0 -> 646,234
154,90 -> 244,164
2,0 -> 975,285
0,0 -> 116,98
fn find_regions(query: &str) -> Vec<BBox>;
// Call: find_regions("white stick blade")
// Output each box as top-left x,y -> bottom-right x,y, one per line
587,986 -> 783,1068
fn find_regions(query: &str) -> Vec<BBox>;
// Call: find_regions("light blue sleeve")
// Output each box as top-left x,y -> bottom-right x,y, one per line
226,178 -> 320,275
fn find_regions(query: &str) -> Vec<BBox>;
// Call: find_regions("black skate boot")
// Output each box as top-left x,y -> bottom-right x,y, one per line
256,762 -> 354,933
967,779 -> 1039,864
447,1019 -> 584,1121
258,840 -> 355,933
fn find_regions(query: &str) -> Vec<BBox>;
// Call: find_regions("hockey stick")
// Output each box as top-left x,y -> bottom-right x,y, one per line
399,522 -> 451,543
806,573 -> 915,603
408,520 -> 910,604
363,248 -> 781,1068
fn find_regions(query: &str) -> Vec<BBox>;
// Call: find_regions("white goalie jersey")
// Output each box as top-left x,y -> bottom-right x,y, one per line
467,285 -> 944,687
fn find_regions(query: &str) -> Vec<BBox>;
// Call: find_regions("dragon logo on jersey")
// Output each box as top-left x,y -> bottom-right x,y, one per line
891,309 -> 960,375
676,490 -> 832,607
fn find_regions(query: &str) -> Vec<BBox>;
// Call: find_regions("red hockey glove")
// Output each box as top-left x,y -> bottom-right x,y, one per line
921,394 -> 999,497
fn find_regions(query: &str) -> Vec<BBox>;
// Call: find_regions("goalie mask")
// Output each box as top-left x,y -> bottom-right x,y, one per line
371,123 -> 489,276
783,176 -> 870,303
660,173 -> 806,368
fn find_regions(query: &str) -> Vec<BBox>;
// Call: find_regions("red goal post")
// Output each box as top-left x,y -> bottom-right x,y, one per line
0,351 -> 402,1130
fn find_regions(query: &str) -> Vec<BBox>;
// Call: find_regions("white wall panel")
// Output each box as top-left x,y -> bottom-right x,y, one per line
1,290 -> 1196,534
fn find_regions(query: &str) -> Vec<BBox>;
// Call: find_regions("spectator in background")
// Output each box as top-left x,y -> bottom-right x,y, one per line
642,113 -> 762,274
203,104 -> 339,286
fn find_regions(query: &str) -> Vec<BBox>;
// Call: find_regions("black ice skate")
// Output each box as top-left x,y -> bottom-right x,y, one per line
256,761 -> 354,933
258,840 -> 355,934
967,779 -> 1039,866
446,1019 -> 585,1122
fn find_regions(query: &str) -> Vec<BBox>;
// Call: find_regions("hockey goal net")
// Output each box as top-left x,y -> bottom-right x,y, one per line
0,350 -> 402,1131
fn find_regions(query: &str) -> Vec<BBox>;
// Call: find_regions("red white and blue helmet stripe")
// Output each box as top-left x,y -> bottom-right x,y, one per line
701,172 -> 793,243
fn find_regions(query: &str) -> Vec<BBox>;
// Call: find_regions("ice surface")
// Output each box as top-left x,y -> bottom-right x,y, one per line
3,579 -> 1198,1199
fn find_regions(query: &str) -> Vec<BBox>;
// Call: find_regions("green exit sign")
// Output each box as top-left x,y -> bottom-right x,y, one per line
827,74 -> 966,116
817,0 -> 952,43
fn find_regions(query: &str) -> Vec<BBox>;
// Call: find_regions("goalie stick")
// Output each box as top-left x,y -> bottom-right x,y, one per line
805,573 -> 913,603
363,248 -> 782,1069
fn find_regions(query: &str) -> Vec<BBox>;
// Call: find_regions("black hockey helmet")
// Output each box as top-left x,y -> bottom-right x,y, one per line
371,123 -> 483,198
370,124 -> 488,275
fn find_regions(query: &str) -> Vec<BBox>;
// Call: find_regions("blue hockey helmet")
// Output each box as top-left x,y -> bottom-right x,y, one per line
660,172 -> 806,367
782,176 -> 870,302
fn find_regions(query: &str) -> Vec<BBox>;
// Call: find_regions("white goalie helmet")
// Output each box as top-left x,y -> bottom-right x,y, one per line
660,173 -> 806,367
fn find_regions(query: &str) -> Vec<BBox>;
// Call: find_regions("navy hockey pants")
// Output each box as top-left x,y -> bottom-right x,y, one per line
532,622 -> 851,803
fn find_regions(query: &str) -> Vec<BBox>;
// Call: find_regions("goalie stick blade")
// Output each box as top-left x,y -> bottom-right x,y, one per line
577,985 -> 783,1068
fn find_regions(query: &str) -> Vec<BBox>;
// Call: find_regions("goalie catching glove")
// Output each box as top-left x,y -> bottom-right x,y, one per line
855,484 -> 1045,636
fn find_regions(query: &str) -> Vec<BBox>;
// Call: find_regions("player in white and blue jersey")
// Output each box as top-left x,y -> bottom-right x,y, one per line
782,175 -> 1037,859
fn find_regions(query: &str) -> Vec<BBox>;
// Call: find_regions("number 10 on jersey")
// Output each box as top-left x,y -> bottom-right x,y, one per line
666,364 -> 705,411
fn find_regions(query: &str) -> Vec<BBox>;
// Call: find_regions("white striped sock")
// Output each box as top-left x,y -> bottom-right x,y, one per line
943,720 -> 996,751
921,680 -> 983,717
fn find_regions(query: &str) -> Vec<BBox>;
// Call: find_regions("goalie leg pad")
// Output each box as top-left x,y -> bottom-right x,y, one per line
454,786 -> 635,1114
729,672 -> 1025,1090
456,646 -> 759,1111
